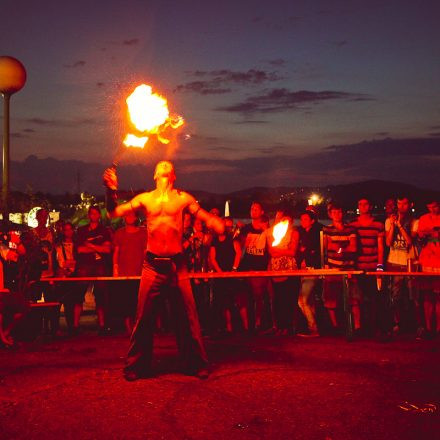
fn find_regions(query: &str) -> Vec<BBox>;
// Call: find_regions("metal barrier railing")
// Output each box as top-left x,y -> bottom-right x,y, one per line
40,270 -> 440,341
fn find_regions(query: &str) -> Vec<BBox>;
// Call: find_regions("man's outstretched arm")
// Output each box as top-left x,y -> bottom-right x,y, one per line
103,167 -> 142,218
187,197 -> 224,235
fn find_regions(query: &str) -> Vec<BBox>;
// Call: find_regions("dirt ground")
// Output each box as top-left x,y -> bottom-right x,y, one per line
1,329 -> 439,440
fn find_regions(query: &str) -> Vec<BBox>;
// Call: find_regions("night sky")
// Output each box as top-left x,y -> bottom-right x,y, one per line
1,0 -> 440,193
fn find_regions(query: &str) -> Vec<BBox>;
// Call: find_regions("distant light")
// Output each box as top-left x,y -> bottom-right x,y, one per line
27,207 -> 42,228
308,193 -> 322,206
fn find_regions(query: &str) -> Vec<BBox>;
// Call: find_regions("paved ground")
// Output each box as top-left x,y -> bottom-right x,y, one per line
1,330 -> 439,440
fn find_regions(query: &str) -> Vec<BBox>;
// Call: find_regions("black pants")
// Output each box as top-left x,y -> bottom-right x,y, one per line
125,253 -> 207,373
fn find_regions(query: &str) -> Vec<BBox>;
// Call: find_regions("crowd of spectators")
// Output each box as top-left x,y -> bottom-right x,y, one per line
1,195 -> 440,347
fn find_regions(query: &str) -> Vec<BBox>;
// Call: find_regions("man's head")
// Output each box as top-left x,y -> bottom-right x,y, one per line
397,196 -> 412,215
210,208 -> 220,217
329,202 -> 343,223
88,206 -> 101,223
124,211 -> 138,226
358,198 -> 372,216
426,200 -> 440,216
385,198 -> 396,216
36,209 -> 49,227
63,222 -> 75,240
300,211 -> 316,230
250,202 -> 264,220
154,160 -> 176,182
224,217 -> 234,233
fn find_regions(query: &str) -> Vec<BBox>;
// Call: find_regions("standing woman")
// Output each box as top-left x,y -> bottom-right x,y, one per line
267,207 -> 299,335
55,222 -> 81,335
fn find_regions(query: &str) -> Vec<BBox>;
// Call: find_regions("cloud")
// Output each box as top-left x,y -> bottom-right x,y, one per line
234,120 -> 269,124
217,88 -> 373,114
175,82 -> 232,95
251,16 -> 302,31
175,69 -> 283,95
267,58 -> 287,67
63,60 -> 86,68
22,128 -> 36,133
429,132 -> 440,137
123,38 -> 140,46
332,40 -> 348,47
96,82 -> 105,87
25,117 -> 97,128
11,132 -> 24,138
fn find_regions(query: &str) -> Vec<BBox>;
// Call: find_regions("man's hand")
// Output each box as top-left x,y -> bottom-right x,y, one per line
103,167 -> 118,190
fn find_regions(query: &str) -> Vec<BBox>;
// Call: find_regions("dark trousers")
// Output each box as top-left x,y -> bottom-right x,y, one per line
125,254 -> 207,373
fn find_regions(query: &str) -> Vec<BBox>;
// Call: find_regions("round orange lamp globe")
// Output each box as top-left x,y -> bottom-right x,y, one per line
0,56 -> 27,94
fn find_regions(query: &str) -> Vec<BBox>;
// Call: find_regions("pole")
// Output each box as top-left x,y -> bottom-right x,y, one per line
2,92 -> 10,221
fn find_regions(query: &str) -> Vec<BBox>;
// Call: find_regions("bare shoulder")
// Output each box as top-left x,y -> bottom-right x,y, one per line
174,189 -> 196,204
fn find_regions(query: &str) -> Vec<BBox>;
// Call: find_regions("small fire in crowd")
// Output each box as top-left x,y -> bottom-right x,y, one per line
272,220 -> 289,247
123,84 -> 184,148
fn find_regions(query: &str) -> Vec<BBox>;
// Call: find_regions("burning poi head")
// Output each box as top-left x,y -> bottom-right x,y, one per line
123,84 -> 184,149
272,219 -> 290,247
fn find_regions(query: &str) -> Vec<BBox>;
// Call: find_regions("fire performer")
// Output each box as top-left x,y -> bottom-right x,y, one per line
103,160 -> 224,381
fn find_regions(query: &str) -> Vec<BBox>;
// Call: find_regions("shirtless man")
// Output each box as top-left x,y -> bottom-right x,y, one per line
103,160 -> 224,381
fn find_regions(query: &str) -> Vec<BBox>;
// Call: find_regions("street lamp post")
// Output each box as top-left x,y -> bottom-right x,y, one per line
0,56 -> 27,222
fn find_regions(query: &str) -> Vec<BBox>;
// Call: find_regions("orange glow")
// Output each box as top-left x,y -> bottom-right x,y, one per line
123,84 -> 184,148
272,220 -> 289,247
123,134 -> 149,148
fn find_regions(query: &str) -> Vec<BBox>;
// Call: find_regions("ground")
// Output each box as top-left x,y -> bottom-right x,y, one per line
1,330 -> 439,440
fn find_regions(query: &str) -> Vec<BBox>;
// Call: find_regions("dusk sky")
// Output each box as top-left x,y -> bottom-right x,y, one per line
1,0 -> 440,193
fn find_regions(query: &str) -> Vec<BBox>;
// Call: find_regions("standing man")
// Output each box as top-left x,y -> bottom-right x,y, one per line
385,195 -> 419,335
323,203 -> 359,334
350,198 -> 385,337
417,199 -> 440,338
103,161 -> 224,381
113,212 -> 148,335
237,202 -> 271,332
296,211 -> 322,337
76,206 -> 112,335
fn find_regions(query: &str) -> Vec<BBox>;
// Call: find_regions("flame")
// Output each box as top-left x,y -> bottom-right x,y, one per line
123,84 -> 184,148
272,220 -> 289,247
123,134 -> 149,148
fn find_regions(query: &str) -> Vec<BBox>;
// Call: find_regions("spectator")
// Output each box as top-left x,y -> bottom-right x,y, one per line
186,217 -> 211,333
237,202 -> 272,332
20,208 -> 60,336
76,206 -> 112,335
55,222 -> 82,335
323,203 -> 359,334
385,196 -> 420,336
296,211 -> 322,337
350,198 -> 386,337
113,212 -> 148,335
267,207 -> 299,335
417,199 -> 440,338
209,217 -> 246,334
0,230 -> 28,346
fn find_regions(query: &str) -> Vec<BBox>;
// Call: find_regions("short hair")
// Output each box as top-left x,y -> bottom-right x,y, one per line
397,195 -> 411,202
358,196 -> 372,204
277,206 -> 295,219
300,210 -> 316,221
251,201 -> 264,211
88,205 -> 101,216
329,201 -> 342,211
